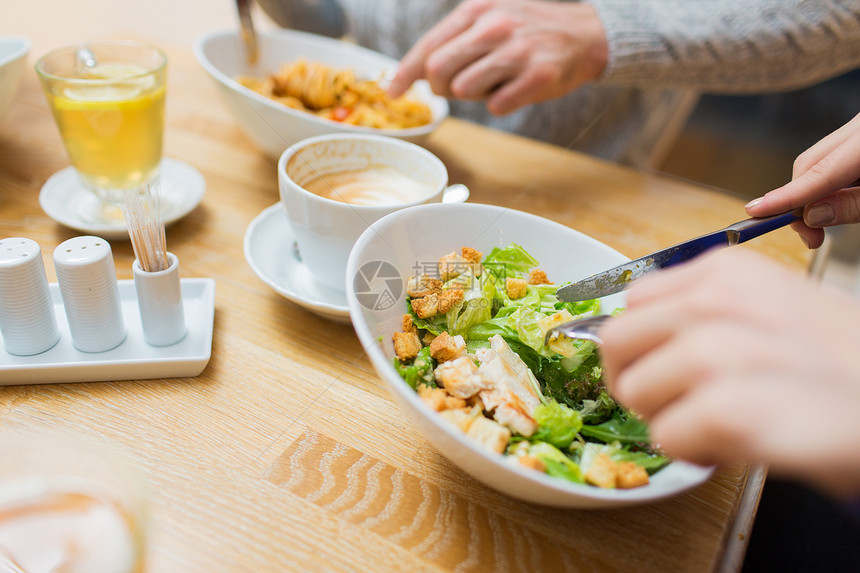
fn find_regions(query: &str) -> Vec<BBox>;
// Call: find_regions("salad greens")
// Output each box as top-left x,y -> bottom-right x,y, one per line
393,244 -> 669,489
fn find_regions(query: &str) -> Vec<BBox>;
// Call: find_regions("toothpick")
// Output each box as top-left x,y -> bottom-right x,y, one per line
122,183 -> 168,272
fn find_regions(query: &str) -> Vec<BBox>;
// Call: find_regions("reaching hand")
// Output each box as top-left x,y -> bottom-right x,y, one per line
599,249 -> 860,497
746,112 -> 860,249
387,0 -> 608,115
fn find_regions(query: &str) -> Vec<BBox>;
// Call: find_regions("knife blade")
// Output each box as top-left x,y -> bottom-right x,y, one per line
556,210 -> 801,303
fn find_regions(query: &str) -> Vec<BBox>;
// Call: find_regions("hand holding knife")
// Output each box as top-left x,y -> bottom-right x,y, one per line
556,210 -> 802,303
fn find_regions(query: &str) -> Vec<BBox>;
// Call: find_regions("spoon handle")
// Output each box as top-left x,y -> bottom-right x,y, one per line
236,0 -> 259,66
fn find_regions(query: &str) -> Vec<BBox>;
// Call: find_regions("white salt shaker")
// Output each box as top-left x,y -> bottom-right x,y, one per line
0,237 -> 60,356
133,251 -> 186,346
53,236 -> 126,353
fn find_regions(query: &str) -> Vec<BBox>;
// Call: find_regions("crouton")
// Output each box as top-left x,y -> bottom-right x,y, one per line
461,247 -> 484,276
429,331 -> 467,363
466,417 -> 511,454
392,331 -> 421,361
418,385 -> 447,411
437,288 -> 465,314
438,408 -> 476,432
434,356 -> 490,398
506,277 -> 528,299
461,247 -> 483,265
411,293 -> 439,319
422,332 -> 437,346
407,274 -> 442,298
418,384 -> 447,412
616,461 -> 650,489
401,314 -> 418,334
439,251 -> 467,281
518,455 -> 547,473
417,382 -> 468,412
584,454 -> 617,489
528,268 -> 552,285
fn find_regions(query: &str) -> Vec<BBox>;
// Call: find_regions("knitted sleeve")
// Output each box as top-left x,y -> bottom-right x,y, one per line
585,0 -> 860,92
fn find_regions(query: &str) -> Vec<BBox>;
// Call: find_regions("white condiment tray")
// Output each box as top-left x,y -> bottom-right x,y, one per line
0,278 -> 215,385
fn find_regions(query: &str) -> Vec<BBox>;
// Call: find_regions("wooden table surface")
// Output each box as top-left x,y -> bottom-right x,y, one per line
1,9 -> 811,572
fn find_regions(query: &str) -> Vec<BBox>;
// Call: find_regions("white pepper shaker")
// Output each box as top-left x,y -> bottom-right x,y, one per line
53,236 -> 126,353
0,237 -> 60,356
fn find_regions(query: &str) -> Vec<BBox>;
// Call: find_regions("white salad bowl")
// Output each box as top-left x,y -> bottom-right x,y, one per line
194,29 -> 448,158
346,202 -> 714,508
0,37 -> 31,128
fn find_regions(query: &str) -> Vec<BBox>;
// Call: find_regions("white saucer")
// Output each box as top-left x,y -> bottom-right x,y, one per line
244,203 -> 350,323
39,157 -> 206,240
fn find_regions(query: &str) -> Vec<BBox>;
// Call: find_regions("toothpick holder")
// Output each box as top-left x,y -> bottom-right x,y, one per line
133,252 -> 187,347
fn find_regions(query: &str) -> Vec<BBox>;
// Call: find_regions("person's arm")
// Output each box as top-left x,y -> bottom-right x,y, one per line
745,112 -> 860,248
390,0 -> 860,115
586,0 -> 860,92
598,249 -> 860,498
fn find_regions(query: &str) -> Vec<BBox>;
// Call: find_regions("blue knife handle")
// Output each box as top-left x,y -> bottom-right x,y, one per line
725,211 -> 802,245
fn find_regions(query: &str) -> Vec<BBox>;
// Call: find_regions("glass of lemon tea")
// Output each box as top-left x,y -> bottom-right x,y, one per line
36,41 -> 166,222
0,431 -> 148,573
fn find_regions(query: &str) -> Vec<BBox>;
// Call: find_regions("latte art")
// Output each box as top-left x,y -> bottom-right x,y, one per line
303,165 -> 436,206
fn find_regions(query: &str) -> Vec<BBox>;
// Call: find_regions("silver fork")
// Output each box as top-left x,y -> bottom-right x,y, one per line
544,314 -> 611,346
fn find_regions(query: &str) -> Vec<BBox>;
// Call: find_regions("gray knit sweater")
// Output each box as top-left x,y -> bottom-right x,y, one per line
266,0 -> 860,165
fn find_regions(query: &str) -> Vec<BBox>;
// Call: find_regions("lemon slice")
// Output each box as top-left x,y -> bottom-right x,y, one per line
63,63 -> 156,101
84,63 -> 146,80
91,64 -> 157,90
63,84 -> 142,101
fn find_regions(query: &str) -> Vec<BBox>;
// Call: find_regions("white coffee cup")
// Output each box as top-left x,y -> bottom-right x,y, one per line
278,133 -> 468,291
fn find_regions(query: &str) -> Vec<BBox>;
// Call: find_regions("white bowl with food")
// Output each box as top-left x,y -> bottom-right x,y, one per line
194,29 -> 448,158
346,202 -> 713,508
0,37 -> 31,127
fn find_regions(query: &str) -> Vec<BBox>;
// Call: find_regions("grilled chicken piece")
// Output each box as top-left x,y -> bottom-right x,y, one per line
434,356 -> 492,399
473,335 -> 543,436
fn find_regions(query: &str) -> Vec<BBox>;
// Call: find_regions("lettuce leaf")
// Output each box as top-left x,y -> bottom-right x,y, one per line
526,442 -> 584,483
393,346 -> 436,390
577,390 -> 616,424
532,401 -> 582,449
554,298 -> 600,317
446,271 -> 496,336
580,409 -> 650,445
612,449 -> 671,475
483,243 -> 539,280
407,305 -> 447,336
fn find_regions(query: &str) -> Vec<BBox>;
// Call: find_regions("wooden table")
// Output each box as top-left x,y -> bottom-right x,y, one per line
0,14 -> 810,573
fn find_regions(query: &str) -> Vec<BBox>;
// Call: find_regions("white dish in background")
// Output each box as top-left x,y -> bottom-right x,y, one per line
346,202 -> 714,508
193,29 -> 449,158
39,158 -> 206,241
0,36 -> 30,128
244,203 -> 350,323
0,278 -> 216,385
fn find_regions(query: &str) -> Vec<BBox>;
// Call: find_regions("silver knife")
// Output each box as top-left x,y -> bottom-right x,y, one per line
556,211 -> 801,303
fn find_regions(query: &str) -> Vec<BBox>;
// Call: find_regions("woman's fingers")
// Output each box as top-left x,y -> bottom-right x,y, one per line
424,15 -> 517,99
388,0 -> 488,97
804,187 -> 860,227
792,112 -> 860,177
746,113 -> 860,218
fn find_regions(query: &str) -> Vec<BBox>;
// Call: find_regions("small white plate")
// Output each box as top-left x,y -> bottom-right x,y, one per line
243,203 -> 350,323
0,278 -> 216,385
39,157 -> 206,240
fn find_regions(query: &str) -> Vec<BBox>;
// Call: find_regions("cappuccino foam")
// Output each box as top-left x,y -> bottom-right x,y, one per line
303,165 -> 436,206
